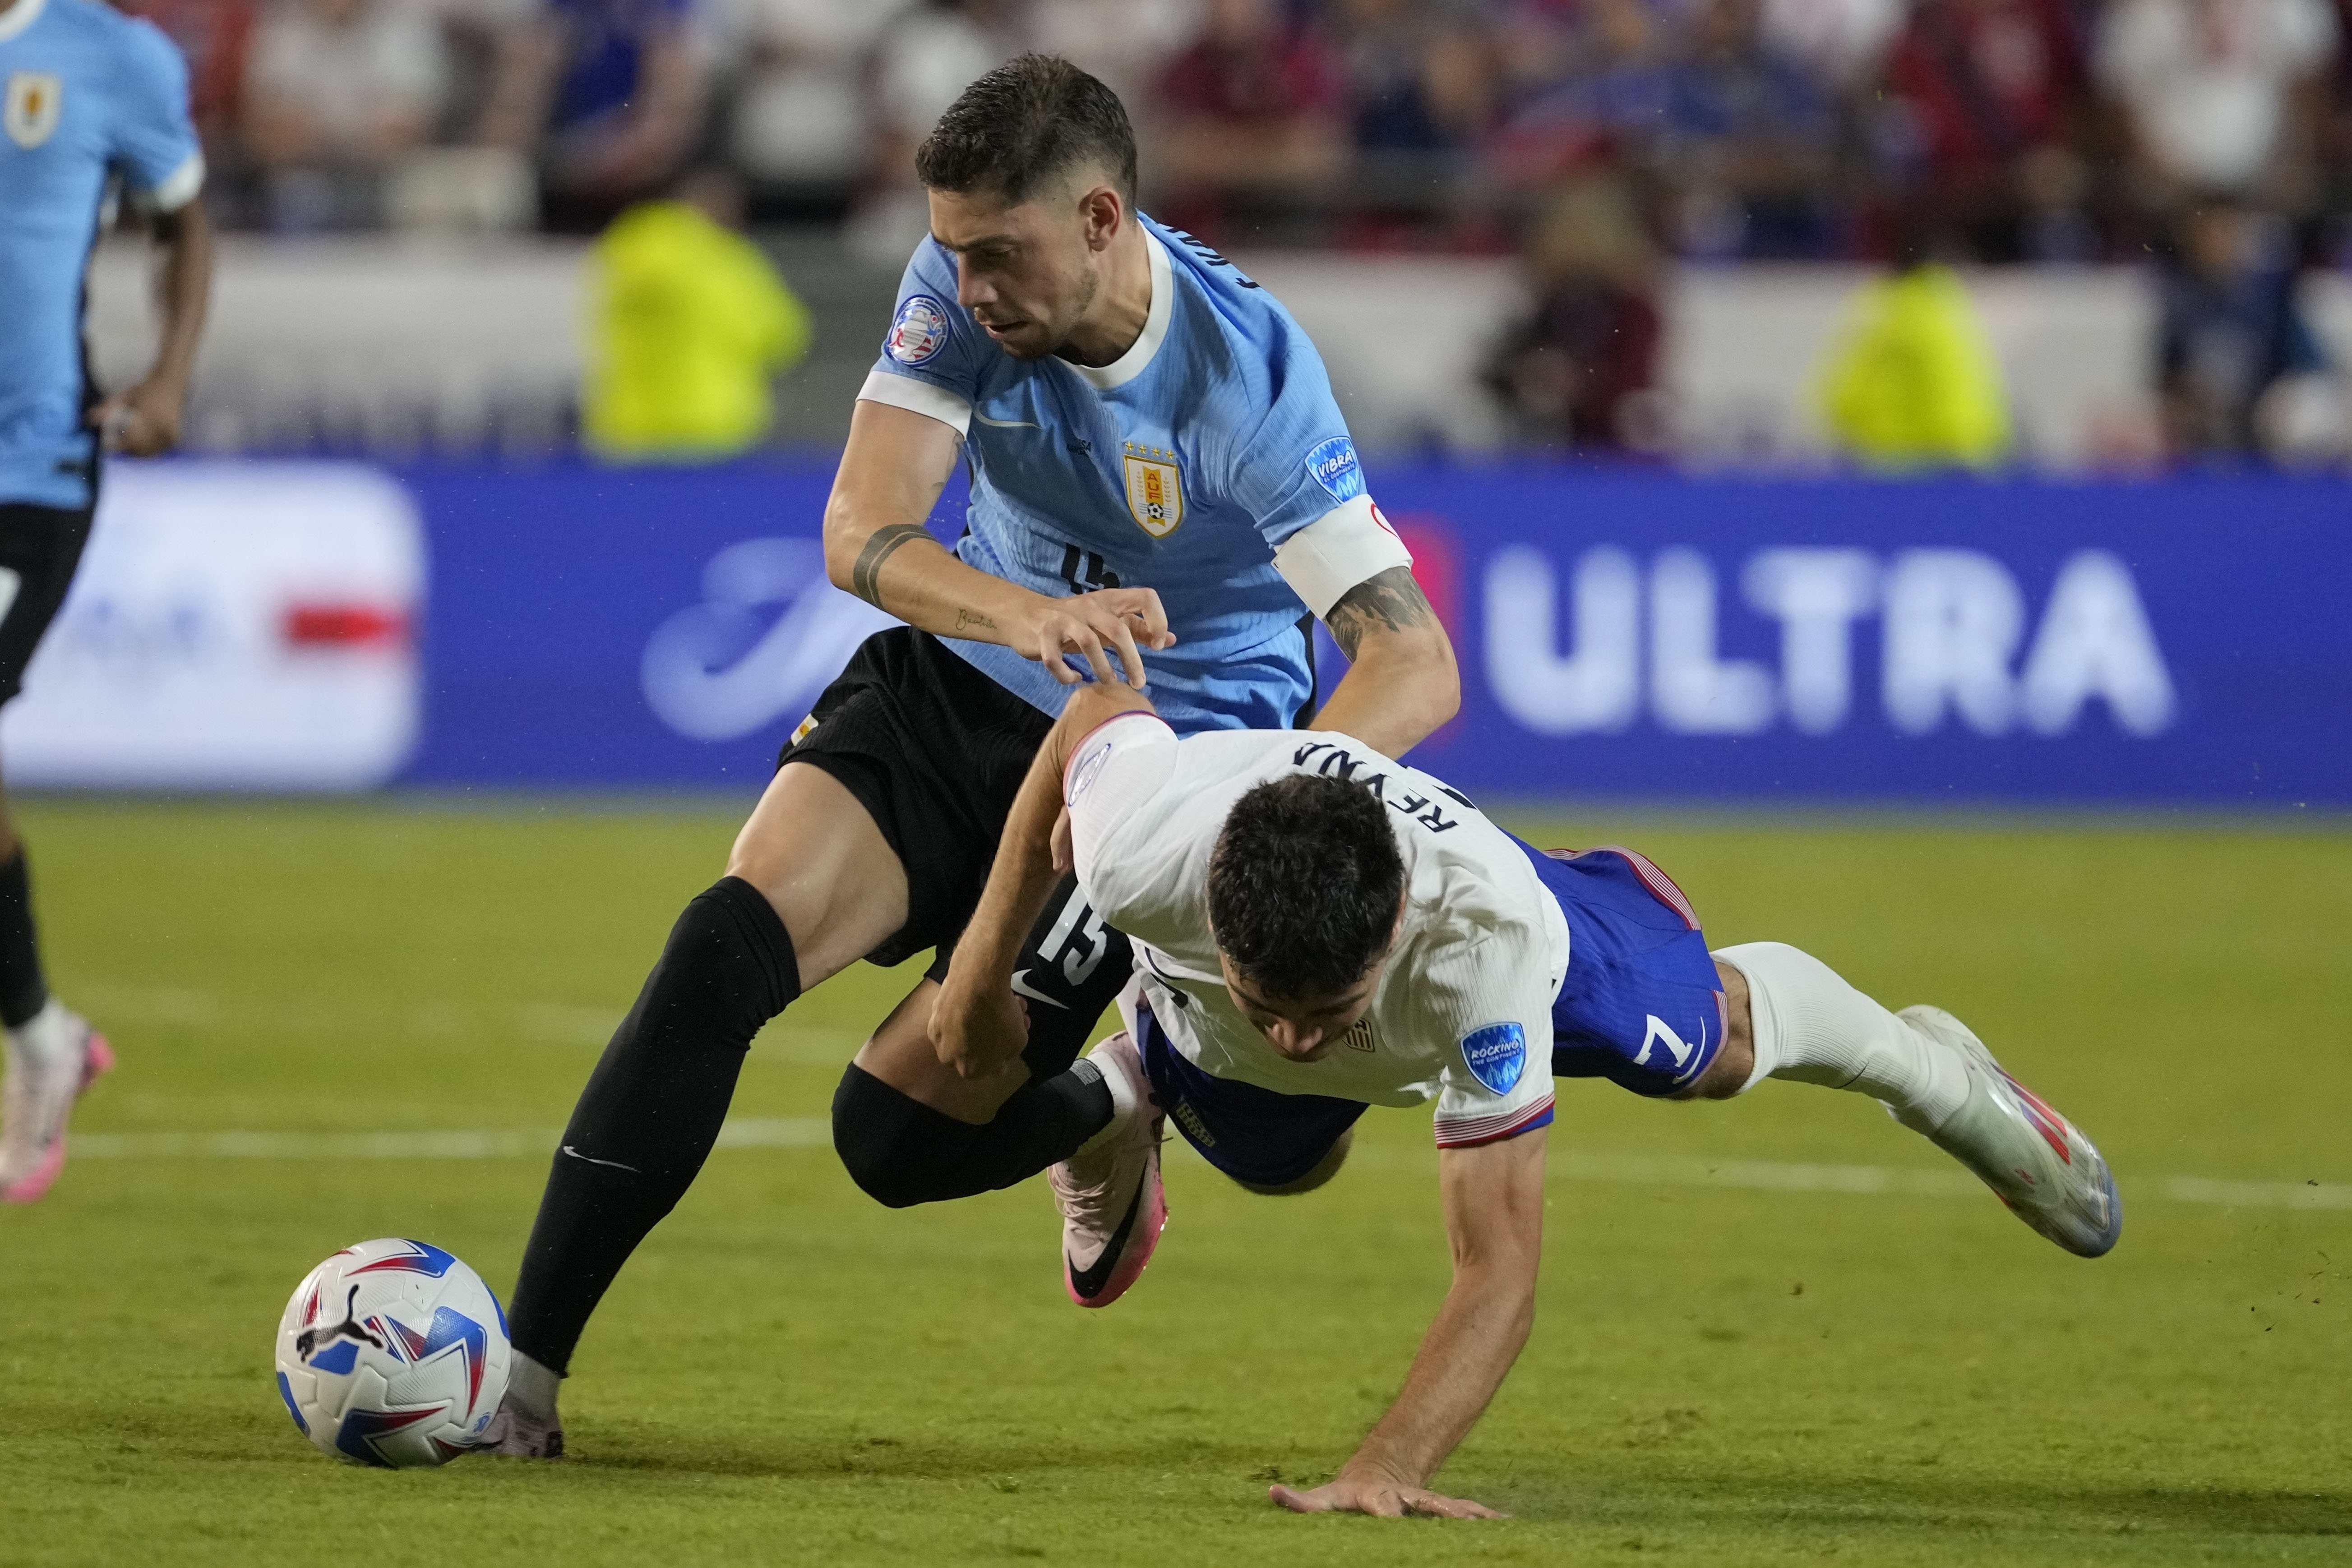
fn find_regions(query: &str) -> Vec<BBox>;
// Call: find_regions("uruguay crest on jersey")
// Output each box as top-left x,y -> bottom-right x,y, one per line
1121,441 -> 1183,539
5,72 -> 62,149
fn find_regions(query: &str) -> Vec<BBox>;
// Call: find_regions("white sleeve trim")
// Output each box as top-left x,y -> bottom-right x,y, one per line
857,368 -> 972,437
1273,494 -> 1416,620
139,151 -> 206,214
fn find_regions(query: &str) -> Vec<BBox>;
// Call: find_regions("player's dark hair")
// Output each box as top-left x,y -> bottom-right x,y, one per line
914,53 -> 1139,207
1208,775 -> 1405,1002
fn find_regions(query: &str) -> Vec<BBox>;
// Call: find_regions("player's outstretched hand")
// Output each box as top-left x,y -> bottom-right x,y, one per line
89,375 -> 187,457
1024,587 -> 1174,689
1268,1478 -> 1503,1520
930,974 -> 1029,1081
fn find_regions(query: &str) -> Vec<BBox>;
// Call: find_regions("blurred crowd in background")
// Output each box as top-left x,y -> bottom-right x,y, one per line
130,0 -> 2352,257
106,0 -> 2352,465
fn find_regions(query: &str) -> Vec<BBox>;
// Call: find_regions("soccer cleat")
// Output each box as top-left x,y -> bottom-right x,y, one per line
0,1003 -> 115,1206
1049,1032 -> 1168,1308
478,1396 -> 565,1459
1893,1005 -> 2122,1258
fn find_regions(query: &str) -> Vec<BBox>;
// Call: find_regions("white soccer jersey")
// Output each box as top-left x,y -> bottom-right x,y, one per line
1065,713 -> 1571,1147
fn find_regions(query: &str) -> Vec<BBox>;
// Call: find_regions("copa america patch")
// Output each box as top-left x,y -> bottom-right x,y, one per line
1304,436 -> 1364,504
886,295 -> 953,366
1066,737 -> 1115,802
1460,1022 -> 1527,1096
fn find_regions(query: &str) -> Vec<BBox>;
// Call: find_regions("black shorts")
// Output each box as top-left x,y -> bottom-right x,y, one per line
0,497 -> 96,706
777,627 -> 1135,1075
779,627 -> 1051,967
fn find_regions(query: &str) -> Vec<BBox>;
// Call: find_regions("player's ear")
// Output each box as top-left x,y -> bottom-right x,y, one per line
1077,181 -> 1124,252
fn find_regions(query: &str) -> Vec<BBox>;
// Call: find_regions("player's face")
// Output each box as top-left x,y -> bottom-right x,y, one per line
928,180 -> 1110,361
1216,953 -> 1387,1064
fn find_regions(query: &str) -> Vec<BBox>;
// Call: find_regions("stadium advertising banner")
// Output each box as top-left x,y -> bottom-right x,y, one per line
13,460 -> 2346,805
1369,469 -> 2351,806
0,463 -> 424,790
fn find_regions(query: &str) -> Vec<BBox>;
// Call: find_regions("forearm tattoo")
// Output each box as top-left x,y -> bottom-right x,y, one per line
1325,566 -> 1436,661
850,522 -> 933,608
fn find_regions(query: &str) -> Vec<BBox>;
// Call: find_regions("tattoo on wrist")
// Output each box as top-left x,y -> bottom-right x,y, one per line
1326,566 -> 1436,661
851,523 -> 933,608
955,607 -> 999,633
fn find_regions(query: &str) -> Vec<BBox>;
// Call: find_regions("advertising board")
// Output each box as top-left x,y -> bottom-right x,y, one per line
10,459 -> 2343,806
0,463 -> 423,790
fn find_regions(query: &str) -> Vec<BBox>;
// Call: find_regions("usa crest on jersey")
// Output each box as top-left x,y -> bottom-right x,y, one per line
5,73 -> 63,150
1122,442 -> 1183,539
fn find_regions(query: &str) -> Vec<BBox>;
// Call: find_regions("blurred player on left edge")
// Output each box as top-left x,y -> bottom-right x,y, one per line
0,0 -> 212,1203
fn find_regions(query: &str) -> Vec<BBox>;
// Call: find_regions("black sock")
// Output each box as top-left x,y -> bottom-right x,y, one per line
508,876 -> 799,1374
0,847 -> 48,1029
832,1061 -> 1114,1208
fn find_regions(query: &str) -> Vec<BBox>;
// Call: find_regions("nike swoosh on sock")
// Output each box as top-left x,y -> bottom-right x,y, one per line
559,1146 -> 641,1173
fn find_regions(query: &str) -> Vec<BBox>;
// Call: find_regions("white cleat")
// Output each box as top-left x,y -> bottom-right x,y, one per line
1050,1032 -> 1168,1309
1893,1005 -> 2122,1258
0,1001 -> 115,1205
478,1396 -> 565,1458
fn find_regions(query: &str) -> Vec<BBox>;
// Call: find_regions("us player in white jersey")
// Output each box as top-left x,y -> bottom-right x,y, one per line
931,679 -> 2121,1519
488,56 -> 1460,1456
0,0 -> 212,1203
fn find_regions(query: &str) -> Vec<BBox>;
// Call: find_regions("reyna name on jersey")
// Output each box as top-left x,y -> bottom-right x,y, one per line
1065,715 -> 1570,1148
1288,738 -> 1471,837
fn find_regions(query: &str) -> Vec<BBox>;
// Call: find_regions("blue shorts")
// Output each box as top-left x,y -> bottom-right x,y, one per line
1520,838 -> 1725,1098
1136,1004 -> 1368,1188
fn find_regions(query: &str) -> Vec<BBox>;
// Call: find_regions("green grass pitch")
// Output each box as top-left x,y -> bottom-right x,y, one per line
0,797 -> 2346,1566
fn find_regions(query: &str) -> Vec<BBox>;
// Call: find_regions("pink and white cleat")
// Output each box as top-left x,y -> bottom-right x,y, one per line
0,1001 -> 115,1205
1050,1032 -> 1168,1308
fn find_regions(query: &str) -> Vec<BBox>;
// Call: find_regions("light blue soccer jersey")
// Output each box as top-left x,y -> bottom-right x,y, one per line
0,0 -> 202,510
857,215 -> 1411,736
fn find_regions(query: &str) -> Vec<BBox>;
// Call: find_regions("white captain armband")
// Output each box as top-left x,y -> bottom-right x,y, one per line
1271,494 -> 1416,620
856,369 -> 972,438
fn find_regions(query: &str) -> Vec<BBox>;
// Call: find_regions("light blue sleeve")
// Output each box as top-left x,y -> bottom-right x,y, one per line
1219,322 -> 1366,551
865,240 -> 992,410
106,18 -> 203,206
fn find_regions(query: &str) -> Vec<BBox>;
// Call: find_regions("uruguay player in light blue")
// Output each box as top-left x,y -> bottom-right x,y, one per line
491,55 -> 1460,1458
0,0 -> 212,1205
856,209 -> 1400,735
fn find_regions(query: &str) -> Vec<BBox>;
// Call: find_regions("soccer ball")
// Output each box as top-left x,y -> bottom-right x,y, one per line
273,1238 -> 512,1468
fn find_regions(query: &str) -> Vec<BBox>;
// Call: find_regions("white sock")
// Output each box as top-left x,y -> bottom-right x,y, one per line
1714,942 -> 1970,1130
507,1351 -> 562,1422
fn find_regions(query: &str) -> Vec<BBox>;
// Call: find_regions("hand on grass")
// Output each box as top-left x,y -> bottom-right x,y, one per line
1268,1476 -> 1502,1520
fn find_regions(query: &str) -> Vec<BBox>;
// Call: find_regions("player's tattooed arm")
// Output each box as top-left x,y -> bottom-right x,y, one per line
1311,567 -> 1460,758
1324,566 -> 1437,661
849,522 -> 934,609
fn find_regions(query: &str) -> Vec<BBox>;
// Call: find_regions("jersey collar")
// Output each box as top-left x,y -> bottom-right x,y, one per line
1062,230 -> 1172,392
0,0 -> 51,45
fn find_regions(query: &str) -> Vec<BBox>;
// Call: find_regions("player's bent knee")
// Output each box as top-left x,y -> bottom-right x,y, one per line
1234,1126 -> 1354,1196
832,1064 -> 958,1209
